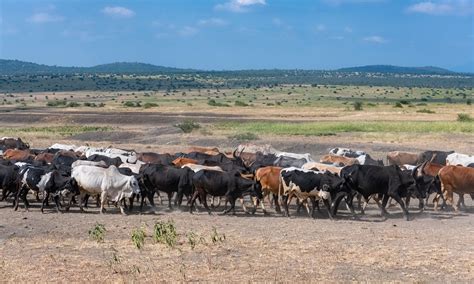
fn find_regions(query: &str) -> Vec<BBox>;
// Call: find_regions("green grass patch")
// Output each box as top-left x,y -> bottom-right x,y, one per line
89,223 -> 106,243
131,227 -> 146,249
153,220 -> 178,248
457,113 -> 473,122
229,132 -> 259,141
143,102 -> 159,109
217,121 -> 474,136
208,99 -> 230,107
416,109 -> 435,114
175,120 -> 200,133
0,125 -> 113,136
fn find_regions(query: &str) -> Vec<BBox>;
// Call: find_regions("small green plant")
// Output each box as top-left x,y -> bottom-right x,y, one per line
131,227 -> 146,249
416,109 -> 435,114
175,120 -> 200,133
353,101 -> 363,111
123,101 -> 141,107
153,220 -> 178,247
89,223 -> 106,243
457,113 -> 473,122
467,98 -> 472,105
230,132 -> 259,141
208,99 -> 229,107
234,100 -> 249,107
144,102 -> 159,109
394,102 -> 403,108
66,102 -> 81,107
187,231 -> 205,249
210,227 -> 225,244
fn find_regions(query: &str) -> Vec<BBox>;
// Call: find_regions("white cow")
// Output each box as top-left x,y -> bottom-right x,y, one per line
71,165 -> 140,215
274,152 -> 314,163
182,164 -> 224,173
446,153 -> 474,167
49,143 -> 77,151
85,150 -> 137,164
301,162 -> 343,174
71,160 -> 108,168
329,147 -> 366,158
119,161 -> 146,174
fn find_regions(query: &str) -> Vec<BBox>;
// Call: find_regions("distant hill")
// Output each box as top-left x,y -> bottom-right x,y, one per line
337,65 -> 456,75
0,59 -> 193,75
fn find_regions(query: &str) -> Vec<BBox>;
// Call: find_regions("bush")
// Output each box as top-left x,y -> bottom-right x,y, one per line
89,223 -> 106,243
353,101 -> 363,111
210,227 -> 225,244
467,99 -> 472,105
230,132 -> 259,141
234,100 -> 249,107
46,100 -> 67,107
416,109 -> 435,114
457,113 -> 473,122
394,102 -> 403,108
175,120 -> 200,133
131,227 -> 146,249
208,99 -> 229,107
67,102 -> 81,108
153,220 -> 178,248
144,102 -> 159,109
123,101 -> 141,107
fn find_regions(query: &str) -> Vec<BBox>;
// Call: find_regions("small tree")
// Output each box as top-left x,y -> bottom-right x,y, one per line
353,101 -> 363,111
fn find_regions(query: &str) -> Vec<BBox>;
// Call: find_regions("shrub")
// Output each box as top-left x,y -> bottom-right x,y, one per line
89,223 -> 106,243
144,102 -> 159,109
131,227 -> 146,249
230,132 -> 259,141
153,220 -> 178,248
208,99 -> 229,107
457,113 -> 473,122
394,102 -> 403,108
175,120 -> 200,133
46,100 -> 67,107
67,102 -> 81,108
234,100 -> 249,107
416,109 -> 435,114
123,101 -> 141,107
467,99 -> 472,105
353,101 -> 363,111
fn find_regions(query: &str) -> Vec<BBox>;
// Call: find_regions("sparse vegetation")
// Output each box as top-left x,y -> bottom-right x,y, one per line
394,102 -> 403,108
175,120 -> 201,133
144,102 -> 159,108
234,100 -> 249,107
153,220 -> 178,248
457,113 -> 473,122
230,132 -> 259,141
208,99 -> 230,107
131,227 -> 146,249
210,227 -> 225,244
353,101 -> 363,111
88,223 -> 106,243
416,109 -> 435,114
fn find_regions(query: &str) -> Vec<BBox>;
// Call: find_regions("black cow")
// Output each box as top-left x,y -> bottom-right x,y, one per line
189,170 -> 262,215
0,164 -> 20,201
361,154 -> 384,166
467,163 -> 474,168
0,137 -> 29,150
273,156 -> 307,168
418,150 -> 454,165
279,169 -> 344,218
87,154 -> 122,167
249,152 -> 278,172
140,164 -> 194,211
337,165 -> 422,220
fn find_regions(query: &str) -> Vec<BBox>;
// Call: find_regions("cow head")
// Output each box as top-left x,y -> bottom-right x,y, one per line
129,177 -> 141,194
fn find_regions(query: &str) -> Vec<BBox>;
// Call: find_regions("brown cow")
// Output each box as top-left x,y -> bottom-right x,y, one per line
387,151 -> 419,166
320,154 -> 359,166
3,149 -> 34,161
302,162 -> 342,175
187,146 -> 220,155
435,165 -> 474,211
172,157 -> 198,167
254,166 -> 282,213
0,137 -> 29,150
34,152 -> 55,163
416,161 -> 444,177
137,152 -> 174,164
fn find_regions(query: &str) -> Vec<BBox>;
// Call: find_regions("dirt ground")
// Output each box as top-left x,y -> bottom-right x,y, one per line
0,106 -> 473,282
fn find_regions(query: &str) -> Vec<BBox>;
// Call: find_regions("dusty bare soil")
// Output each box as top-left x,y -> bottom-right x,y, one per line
0,199 -> 473,282
0,106 -> 473,282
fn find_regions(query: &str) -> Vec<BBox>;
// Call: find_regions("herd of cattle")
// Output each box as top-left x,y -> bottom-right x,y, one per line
0,137 -> 473,221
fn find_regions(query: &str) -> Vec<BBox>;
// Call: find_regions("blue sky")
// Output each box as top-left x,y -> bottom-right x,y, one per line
1,0 -> 473,71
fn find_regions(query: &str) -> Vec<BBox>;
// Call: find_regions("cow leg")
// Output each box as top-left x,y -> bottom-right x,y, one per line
167,192 -> 173,210
391,194 -> 410,221
79,192 -> 86,212
273,193 -> 281,213
310,197 -> 317,218
282,195 -> 290,217
379,194 -> 390,217
100,192 -> 107,214
323,199 -> 333,220
119,200 -> 127,216
53,195 -> 62,213
444,190 -> 456,212
200,192 -> 212,215
405,196 -> 411,209
41,191 -> 49,213
223,196 -> 236,215
457,194 -> 465,210
35,191 -> 40,202
240,197 -> 249,214
128,194 -> 135,212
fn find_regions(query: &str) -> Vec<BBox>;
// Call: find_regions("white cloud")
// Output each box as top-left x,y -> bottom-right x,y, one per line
407,0 -> 472,16
322,0 -> 386,6
27,12 -> 64,23
344,26 -> 353,33
215,0 -> 266,12
363,35 -> 388,43
102,6 -> 135,18
179,26 -> 198,37
198,18 -> 228,27
315,24 -> 326,32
